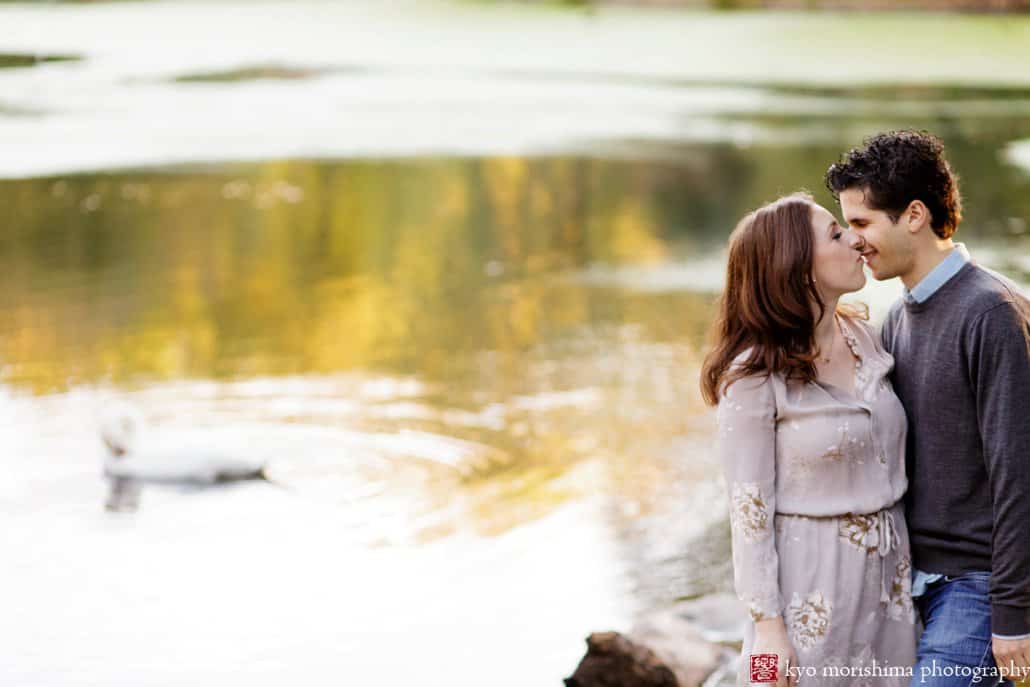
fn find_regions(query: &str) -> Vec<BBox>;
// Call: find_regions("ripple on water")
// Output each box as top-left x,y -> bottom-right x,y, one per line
5,372 -> 532,544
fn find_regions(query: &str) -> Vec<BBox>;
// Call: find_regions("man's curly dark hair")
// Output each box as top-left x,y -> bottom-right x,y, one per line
825,130 -> 963,240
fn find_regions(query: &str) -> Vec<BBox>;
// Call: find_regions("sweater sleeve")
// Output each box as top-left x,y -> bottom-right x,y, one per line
717,371 -> 783,623
968,301 -> 1030,637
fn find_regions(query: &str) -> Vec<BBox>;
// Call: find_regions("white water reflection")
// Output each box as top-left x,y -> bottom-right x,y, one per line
0,377 -> 635,686
1006,139 -> 1030,173
3,2 -> 1030,177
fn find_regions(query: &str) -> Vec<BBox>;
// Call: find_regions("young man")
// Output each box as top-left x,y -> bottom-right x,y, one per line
825,130 -> 1030,687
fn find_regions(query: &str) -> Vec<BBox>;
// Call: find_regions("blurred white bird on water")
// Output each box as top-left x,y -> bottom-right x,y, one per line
98,402 -> 270,512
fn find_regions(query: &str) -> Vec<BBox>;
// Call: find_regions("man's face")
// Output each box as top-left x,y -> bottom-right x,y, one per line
838,187 -> 914,281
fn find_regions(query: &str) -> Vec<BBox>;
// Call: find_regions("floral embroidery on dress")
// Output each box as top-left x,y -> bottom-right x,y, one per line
747,600 -> 779,623
883,556 -> 916,624
786,590 -> 832,649
821,420 -> 861,463
730,482 -> 771,542
783,451 -> 817,483
838,513 -> 880,553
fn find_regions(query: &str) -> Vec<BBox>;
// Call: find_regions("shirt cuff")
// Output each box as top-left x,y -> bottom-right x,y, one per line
993,631 -> 1030,640
992,603 -> 1030,637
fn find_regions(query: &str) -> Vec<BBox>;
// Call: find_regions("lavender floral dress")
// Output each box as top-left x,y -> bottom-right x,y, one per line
716,313 -> 919,686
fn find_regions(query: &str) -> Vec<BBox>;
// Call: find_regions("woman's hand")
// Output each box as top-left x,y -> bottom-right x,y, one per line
753,617 -> 800,687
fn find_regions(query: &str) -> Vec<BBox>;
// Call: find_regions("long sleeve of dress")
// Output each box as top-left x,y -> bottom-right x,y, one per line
717,371 -> 783,623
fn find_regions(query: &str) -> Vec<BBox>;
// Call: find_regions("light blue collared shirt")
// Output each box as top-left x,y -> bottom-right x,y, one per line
902,242 -> 971,305
903,243 -> 1030,640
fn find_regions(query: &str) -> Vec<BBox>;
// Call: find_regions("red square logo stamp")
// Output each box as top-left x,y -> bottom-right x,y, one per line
749,653 -> 779,683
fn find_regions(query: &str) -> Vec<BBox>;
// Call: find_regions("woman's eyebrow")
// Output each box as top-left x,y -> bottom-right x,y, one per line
828,220 -> 840,236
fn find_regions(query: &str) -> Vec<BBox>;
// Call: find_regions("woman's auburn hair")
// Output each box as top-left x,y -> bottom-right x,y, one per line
699,191 -> 867,407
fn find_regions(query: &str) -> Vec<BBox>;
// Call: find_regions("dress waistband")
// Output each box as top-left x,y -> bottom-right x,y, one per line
775,503 -> 901,604
774,500 -> 903,524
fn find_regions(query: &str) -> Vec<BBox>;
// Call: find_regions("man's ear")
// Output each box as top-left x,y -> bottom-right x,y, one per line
905,200 -> 931,233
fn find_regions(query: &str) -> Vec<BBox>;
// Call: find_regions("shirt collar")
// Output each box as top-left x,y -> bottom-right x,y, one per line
903,242 -> 971,304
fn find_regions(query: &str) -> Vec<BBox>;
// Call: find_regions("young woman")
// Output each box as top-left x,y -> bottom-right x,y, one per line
700,192 -> 918,686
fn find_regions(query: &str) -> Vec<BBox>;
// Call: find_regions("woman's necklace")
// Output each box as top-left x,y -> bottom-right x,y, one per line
817,316 -> 837,364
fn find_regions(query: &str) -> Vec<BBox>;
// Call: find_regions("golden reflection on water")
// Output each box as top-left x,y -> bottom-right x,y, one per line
1,157 -> 704,392
1,146 -> 1028,559
0,156 -> 729,561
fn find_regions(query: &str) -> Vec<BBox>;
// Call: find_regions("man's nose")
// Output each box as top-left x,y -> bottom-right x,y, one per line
847,230 -> 866,251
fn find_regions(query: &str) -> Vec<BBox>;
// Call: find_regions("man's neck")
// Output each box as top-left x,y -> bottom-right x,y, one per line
900,240 -> 956,291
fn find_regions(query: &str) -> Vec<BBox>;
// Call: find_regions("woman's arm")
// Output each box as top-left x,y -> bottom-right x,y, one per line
718,372 -> 782,621
718,371 -> 797,687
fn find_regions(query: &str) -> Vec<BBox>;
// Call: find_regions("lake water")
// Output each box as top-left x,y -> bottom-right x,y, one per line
2,2 -> 1030,685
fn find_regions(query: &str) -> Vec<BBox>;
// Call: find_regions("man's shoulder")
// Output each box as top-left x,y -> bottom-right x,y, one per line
930,264 -> 1030,349
902,262 -> 1029,325
964,263 -> 1030,315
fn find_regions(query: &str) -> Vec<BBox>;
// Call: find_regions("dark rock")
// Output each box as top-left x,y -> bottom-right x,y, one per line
564,631 -> 680,687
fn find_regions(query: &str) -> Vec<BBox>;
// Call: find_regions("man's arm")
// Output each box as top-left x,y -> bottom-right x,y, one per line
968,300 -> 1030,639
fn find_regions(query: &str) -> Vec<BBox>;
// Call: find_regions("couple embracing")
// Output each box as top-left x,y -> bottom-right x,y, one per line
702,131 -> 1030,686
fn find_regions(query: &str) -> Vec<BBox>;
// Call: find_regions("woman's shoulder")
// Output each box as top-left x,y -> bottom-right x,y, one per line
722,347 -> 778,400
727,346 -> 766,377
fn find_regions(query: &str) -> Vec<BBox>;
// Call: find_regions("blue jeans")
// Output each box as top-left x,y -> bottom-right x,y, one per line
911,571 -> 1015,686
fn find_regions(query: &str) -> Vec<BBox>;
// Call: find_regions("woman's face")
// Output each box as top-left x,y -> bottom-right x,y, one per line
810,203 -> 866,296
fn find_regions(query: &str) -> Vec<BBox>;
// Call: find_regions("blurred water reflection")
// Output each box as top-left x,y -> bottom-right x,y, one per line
3,137 -> 1027,602
4,140 -> 1029,394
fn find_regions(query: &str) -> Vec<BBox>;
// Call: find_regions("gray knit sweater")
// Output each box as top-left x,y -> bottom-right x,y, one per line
881,260 -> 1030,636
